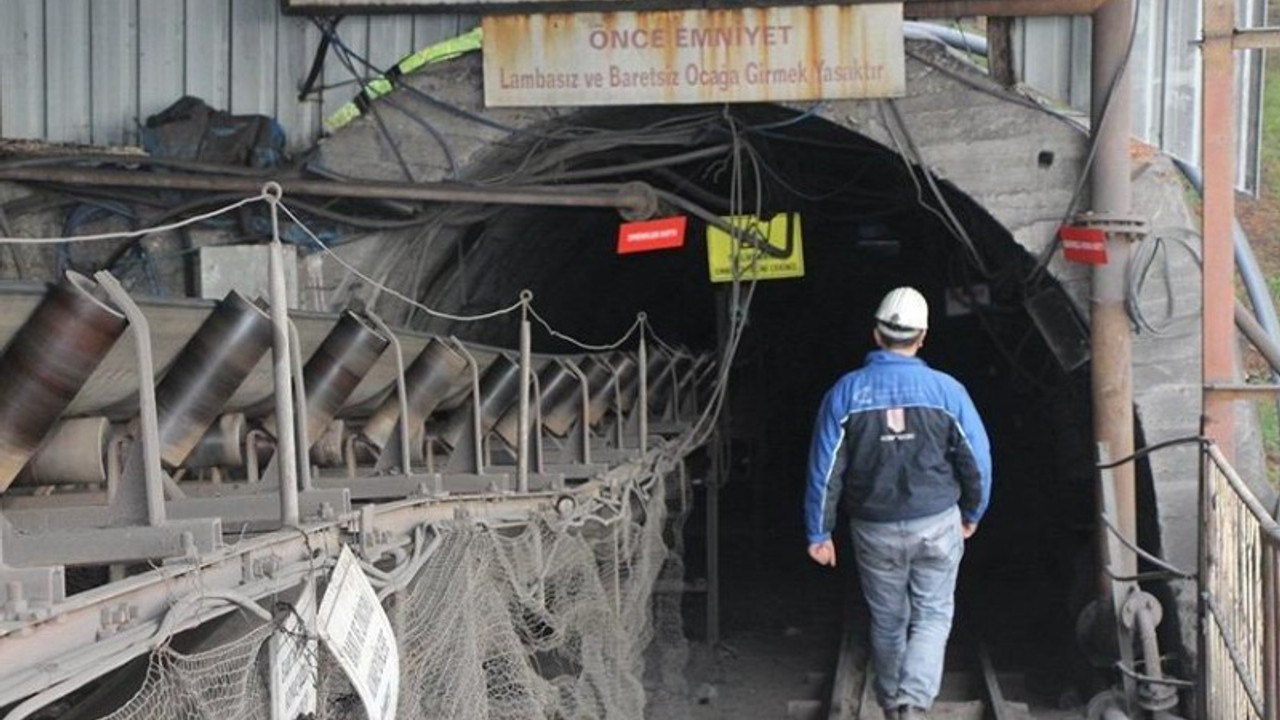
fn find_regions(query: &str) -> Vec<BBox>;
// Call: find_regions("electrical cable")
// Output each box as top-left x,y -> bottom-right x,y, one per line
276,199 -> 525,323
1025,0 -> 1142,286
879,99 -> 995,278
526,303 -> 644,352
329,39 -> 420,184
1095,434 -> 1209,469
510,144 -> 732,185
0,192 -> 269,245
1126,228 -> 1202,335
383,94 -> 458,179
312,19 -> 521,136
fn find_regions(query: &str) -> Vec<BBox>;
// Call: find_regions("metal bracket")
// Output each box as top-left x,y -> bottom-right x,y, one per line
1070,211 -> 1150,239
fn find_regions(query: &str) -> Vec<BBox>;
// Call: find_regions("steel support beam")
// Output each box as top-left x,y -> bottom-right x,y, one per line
1234,28 -> 1280,49
283,0 -> 1109,17
1091,0 -> 1138,579
1203,0 -> 1239,457
0,166 -> 653,214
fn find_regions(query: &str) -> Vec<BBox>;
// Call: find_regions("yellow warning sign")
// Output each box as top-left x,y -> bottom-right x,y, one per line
706,213 -> 805,283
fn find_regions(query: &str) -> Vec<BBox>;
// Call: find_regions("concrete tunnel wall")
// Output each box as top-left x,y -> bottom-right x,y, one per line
308,40 -> 1262,668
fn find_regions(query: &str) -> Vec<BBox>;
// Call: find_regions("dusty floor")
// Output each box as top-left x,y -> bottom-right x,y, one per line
648,533 -> 844,720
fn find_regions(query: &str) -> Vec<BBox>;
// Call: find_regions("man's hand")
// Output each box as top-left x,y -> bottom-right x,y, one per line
961,521 -> 978,539
808,540 -> 837,567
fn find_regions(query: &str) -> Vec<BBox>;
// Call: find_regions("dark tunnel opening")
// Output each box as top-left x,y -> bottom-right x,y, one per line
420,105 -> 1104,706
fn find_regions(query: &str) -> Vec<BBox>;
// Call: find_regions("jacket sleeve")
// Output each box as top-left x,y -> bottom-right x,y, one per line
949,385 -> 992,524
805,385 -> 848,544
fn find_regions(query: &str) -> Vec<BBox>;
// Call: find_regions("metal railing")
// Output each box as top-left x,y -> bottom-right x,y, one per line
1201,442 -> 1280,719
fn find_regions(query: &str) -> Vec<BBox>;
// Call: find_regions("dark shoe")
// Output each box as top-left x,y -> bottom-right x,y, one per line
899,707 -> 928,720
880,708 -> 900,720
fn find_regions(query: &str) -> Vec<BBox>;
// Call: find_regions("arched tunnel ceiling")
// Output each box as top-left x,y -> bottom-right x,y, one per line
310,36 -> 1240,663
314,40 -> 1097,341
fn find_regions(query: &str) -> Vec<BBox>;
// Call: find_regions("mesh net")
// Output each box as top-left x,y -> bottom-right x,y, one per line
81,455 -> 689,720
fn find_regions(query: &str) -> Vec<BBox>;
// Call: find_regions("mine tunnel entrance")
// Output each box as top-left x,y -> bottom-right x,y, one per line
408,105 -> 1105,709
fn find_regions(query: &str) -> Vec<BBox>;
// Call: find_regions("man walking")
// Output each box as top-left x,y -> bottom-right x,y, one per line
804,287 -> 992,720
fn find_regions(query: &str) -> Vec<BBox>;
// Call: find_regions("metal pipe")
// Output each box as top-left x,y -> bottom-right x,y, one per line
1202,0 -> 1239,456
266,219 -> 299,527
1234,27 -> 1280,50
366,312 -> 412,475
263,311 -> 389,453
1090,0 -> 1138,579
94,272 -> 166,527
580,357 -> 615,428
903,21 -> 990,56
154,291 -> 272,467
518,308 -> 531,493
639,319 -> 649,456
18,417 -> 111,486
1236,303 -> 1280,376
184,414 -> 247,469
1171,159 -> 1280,348
453,341 -> 487,472
0,165 -> 655,215
361,338 -> 469,455
493,362 -> 579,445
288,321 -> 313,492
0,273 -> 126,492
561,359 -> 593,465
438,354 -> 522,451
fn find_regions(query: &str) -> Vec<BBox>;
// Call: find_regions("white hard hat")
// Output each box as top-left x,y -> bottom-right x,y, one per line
875,287 -> 928,340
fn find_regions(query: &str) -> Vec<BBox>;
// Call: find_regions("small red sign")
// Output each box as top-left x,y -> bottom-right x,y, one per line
617,216 -> 687,254
1058,225 -> 1108,265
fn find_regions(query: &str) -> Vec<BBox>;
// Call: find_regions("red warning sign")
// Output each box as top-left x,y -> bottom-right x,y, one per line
1058,226 -> 1108,265
617,216 -> 687,254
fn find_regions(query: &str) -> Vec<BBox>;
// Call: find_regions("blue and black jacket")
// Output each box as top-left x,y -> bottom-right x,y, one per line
804,350 -> 993,544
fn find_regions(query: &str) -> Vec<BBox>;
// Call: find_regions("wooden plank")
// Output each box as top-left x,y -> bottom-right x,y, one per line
45,0 -> 93,143
185,0 -> 231,110
90,0 -> 140,146
828,621 -> 865,720
0,0 -> 46,139
138,0 -> 186,124
230,0 -> 279,115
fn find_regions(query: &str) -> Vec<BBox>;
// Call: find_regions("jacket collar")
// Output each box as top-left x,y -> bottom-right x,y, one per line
866,349 -> 925,366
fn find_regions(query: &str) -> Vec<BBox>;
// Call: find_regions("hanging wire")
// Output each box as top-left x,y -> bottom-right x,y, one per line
879,99 -> 996,278
526,302 -> 644,352
642,315 -> 686,359
1024,0 -> 1143,287
0,192 -> 271,245
276,199 -> 525,323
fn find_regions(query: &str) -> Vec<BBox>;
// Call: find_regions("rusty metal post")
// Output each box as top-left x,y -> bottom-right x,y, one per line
1091,0 -> 1138,578
1202,0 -> 1239,457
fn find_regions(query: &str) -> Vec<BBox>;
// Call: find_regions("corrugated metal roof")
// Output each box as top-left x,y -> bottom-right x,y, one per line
0,0 -> 1265,191
0,0 -> 473,151
1015,5 -> 1265,193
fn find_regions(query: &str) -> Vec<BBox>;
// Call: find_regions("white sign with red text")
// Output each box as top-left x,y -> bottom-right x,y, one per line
482,5 -> 904,107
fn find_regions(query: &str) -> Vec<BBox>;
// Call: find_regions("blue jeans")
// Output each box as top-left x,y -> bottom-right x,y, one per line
850,506 -> 963,711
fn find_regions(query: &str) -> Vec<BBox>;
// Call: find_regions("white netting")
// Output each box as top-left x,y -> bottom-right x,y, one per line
97,623 -> 274,720
77,453 -> 689,720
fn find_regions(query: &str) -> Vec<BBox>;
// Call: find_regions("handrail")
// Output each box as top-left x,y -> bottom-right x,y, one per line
1201,441 -> 1280,720
1205,443 -> 1280,541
